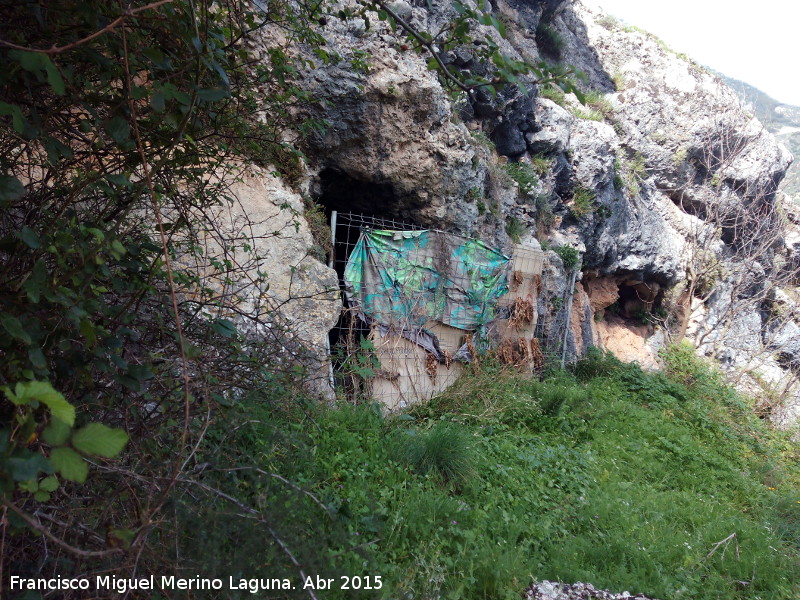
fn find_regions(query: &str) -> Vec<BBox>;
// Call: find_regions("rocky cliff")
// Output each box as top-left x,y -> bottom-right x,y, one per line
722,74 -> 800,203
251,0 -> 799,425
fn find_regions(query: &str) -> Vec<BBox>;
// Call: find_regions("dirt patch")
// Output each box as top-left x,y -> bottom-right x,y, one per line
595,317 -> 659,369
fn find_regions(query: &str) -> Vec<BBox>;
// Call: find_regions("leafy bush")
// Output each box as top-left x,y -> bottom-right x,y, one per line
554,244 -> 580,270
659,341 -> 719,387
537,380 -> 588,416
574,347 -> 623,381
0,0 -> 337,586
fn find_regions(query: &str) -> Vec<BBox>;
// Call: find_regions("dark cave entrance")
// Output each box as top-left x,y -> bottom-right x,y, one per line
316,167 -> 417,284
586,274 -> 665,327
611,280 -> 664,326
314,168 -> 424,393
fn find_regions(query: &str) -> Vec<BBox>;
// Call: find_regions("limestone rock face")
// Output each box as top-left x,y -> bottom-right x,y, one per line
560,2 -> 792,206
526,98 -> 572,154
244,0 -> 800,422
202,167 -> 341,398
301,19 -> 487,234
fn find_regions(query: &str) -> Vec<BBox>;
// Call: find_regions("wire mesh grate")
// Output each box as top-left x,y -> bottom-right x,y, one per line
328,211 -> 547,409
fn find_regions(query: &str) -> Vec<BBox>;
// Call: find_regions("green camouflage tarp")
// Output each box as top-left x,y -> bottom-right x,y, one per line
344,229 -> 510,332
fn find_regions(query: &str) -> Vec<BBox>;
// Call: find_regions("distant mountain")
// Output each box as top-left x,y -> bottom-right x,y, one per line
720,75 -> 800,201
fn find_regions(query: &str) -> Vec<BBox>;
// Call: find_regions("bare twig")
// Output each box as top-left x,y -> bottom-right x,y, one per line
120,6 -> 192,518
0,505 -> 7,597
705,532 -> 738,561
177,477 -> 320,600
2,500 -> 122,559
216,467 -> 332,516
0,0 -> 175,54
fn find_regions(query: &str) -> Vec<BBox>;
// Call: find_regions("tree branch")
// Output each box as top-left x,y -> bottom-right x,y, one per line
0,0 -> 175,55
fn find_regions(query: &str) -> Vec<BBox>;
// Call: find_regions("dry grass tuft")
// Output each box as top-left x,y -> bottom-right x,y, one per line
509,297 -> 535,330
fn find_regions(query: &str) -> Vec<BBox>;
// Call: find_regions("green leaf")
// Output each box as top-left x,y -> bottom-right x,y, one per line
14,50 -> 47,72
19,225 -> 40,248
211,318 -> 237,338
28,347 -> 47,370
18,479 -> 38,492
0,102 -> 26,135
209,59 -> 230,86
127,364 -> 154,382
130,85 -> 148,100
106,173 -> 131,188
110,239 -> 126,258
42,418 -> 71,446
7,381 -> 75,426
39,475 -> 59,492
0,314 -> 31,344
33,490 -> 51,502
196,88 -> 228,102
142,47 -> 169,68
24,259 -> 48,303
50,447 -> 87,483
30,381 -> 74,424
72,423 -> 128,458
44,58 -> 65,95
80,318 -> 97,346
118,375 -> 141,391
150,90 -> 165,112
105,116 -> 130,144
491,16 -> 506,38
6,453 -> 52,481
0,175 -> 25,202
173,90 -> 192,106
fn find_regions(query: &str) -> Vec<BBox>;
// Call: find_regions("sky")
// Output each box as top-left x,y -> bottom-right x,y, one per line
591,0 -> 800,106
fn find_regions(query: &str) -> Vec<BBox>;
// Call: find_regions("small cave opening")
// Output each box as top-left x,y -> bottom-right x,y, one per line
588,275 -> 665,328
611,280 -> 664,327
314,167 -> 424,393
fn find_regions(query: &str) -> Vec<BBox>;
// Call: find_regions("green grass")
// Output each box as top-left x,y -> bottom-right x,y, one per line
505,216 -> 528,243
584,90 -> 615,120
571,106 -> 604,121
470,130 -> 496,151
233,347 -> 800,600
504,161 -> 540,196
616,150 -> 648,197
530,153 -> 552,176
570,186 -> 596,218
540,85 -> 567,106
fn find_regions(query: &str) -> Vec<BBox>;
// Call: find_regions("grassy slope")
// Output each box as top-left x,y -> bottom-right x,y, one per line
295,346 -> 800,600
